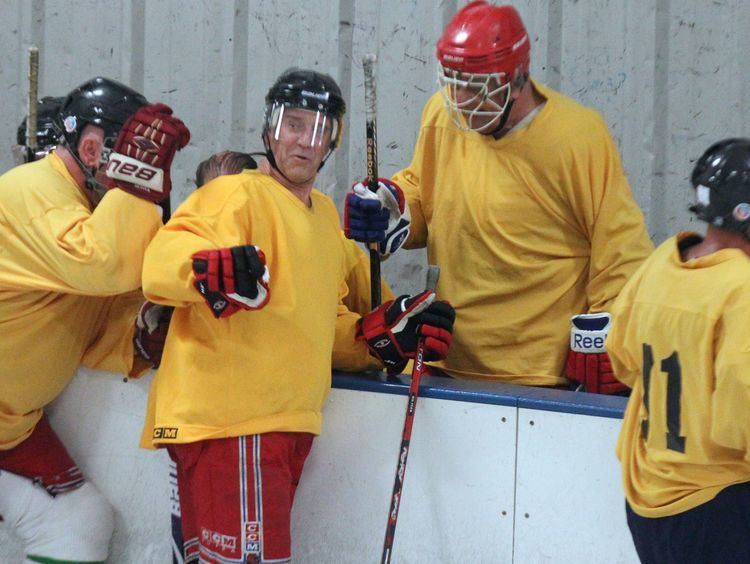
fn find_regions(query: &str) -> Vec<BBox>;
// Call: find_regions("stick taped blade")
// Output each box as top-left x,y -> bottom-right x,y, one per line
425,265 -> 440,291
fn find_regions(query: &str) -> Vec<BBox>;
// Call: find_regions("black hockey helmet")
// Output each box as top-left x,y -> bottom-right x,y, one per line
690,138 -> 750,234
54,77 -> 148,154
262,68 -> 346,172
14,96 -> 65,164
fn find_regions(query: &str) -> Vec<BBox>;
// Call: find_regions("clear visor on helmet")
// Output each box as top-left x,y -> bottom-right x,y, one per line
267,104 -> 338,148
437,64 -> 512,133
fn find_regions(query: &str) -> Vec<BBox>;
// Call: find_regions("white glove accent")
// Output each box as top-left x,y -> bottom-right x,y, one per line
136,302 -> 170,334
105,152 -> 164,192
353,181 -> 411,258
391,292 -> 435,334
569,312 -> 611,353
226,254 -> 271,309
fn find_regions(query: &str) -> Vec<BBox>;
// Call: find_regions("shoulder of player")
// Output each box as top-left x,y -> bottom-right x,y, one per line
175,170 -> 271,218
418,91 -> 452,131
0,156 -> 86,217
533,80 -> 612,140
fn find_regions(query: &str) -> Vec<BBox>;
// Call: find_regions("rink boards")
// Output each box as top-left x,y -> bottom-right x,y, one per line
0,369 -> 638,563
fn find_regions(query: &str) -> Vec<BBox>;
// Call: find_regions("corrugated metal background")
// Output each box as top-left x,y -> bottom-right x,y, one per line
1,0 -> 749,292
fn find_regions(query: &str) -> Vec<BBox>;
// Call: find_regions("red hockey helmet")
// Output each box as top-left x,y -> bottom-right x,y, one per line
436,2 -> 531,132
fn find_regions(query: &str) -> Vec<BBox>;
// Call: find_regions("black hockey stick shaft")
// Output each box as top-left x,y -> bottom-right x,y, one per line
381,265 -> 441,564
363,53 -> 382,309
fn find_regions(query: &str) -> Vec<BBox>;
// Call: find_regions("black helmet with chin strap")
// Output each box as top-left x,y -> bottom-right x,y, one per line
262,68 -> 346,173
53,77 -> 148,199
690,138 -> 750,236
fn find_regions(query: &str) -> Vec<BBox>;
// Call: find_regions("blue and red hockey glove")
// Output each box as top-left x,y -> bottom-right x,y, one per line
192,245 -> 270,319
344,178 -> 410,258
357,291 -> 455,372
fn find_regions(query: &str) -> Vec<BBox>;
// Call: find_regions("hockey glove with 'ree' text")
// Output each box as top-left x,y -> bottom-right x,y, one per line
357,291 -> 456,372
566,312 -> 627,395
105,103 -> 190,204
133,301 -> 174,369
344,178 -> 410,258
192,245 -> 270,319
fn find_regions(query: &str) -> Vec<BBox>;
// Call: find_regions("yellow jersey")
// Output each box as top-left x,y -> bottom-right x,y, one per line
141,170 -> 373,447
608,233 -> 750,517
392,80 -> 652,385
0,153 -> 161,449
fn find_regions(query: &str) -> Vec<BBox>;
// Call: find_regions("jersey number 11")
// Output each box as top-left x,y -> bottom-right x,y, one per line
640,343 -> 686,453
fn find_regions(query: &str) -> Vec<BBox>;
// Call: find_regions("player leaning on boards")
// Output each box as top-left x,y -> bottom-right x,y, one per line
0,77 -> 189,564
140,68 -> 455,564
345,1 -> 653,394
607,139 -> 750,563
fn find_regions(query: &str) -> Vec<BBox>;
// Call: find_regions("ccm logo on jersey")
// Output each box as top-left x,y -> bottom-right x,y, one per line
153,427 -> 179,439
106,152 -> 164,192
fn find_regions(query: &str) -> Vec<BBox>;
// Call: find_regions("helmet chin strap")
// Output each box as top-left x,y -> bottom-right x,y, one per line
489,75 -> 527,138
488,98 -> 516,138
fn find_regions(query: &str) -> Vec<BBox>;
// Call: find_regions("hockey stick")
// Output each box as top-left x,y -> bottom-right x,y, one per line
26,46 -> 39,162
381,265 -> 441,564
363,53 -> 382,308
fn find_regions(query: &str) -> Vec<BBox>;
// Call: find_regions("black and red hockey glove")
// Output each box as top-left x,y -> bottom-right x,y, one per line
133,301 -> 174,369
566,313 -> 628,395
105,103 -> 190,204
192,245 -> 270,319
357,291 -> 455,372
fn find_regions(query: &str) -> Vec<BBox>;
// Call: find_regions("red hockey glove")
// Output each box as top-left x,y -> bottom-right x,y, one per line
105,103 -> 190,203
344,178 -> 410,258
133,302 -> 174,369
192,245 -> 270,319
565,313 -> 627,395
357,291 -> 455,371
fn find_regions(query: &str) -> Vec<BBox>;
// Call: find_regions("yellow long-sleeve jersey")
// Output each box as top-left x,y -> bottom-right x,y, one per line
140,170 -> 373,448
608,233 -> 750,518
0,153 -> 162,449
392,80 -> 653,385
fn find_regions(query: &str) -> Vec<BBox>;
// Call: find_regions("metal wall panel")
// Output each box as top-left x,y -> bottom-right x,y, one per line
0,0 -> 743,292
3,0 -> 747,293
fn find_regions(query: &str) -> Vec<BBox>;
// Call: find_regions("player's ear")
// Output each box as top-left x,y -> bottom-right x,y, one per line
77,126 -> 104,168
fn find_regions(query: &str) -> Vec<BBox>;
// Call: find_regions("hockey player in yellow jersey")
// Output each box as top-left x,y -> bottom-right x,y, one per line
344,2 -> 652,393
0,77 -> 189,563
607,138 -> 750,563
141,69 -> 455,564
196,149 -> 394,317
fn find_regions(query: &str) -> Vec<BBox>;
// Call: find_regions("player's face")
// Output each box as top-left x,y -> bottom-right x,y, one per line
268,108 -> 333,185
439,67 -> 513,134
